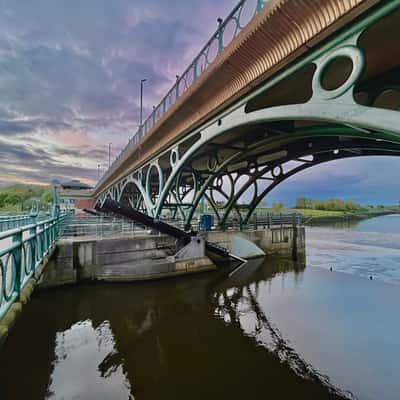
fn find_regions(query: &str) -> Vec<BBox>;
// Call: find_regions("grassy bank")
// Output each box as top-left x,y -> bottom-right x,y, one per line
256,206 -> 400,225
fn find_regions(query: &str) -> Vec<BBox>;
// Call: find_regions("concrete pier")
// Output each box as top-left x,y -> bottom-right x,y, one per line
204,226 -> 305,258
38,226 -> 305,289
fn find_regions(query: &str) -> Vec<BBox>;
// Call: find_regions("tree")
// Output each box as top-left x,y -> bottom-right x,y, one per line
0,193 -> 7,208
41,191 -> 53,204
0,185 -> 54,212
6,193 -> 21,206
295,197 -> 307,209
272,202 -> 284,212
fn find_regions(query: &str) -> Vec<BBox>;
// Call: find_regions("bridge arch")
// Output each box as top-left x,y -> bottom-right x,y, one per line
95,7 -> 400,230
176,133 -> 400,229
153,23 -> 400,222
119,178 -> 152,214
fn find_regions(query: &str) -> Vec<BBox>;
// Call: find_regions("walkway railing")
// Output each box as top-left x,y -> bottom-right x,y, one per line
62,211 -> 302,238
249,212 -> 303,228
96,0 -> 268,190
0,215 -> 39,233
61,214 -> 148,238
195,212 -> 303,231
0,213 -> 69,320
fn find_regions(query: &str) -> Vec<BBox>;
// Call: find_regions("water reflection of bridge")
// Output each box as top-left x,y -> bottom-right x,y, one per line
0,258 -> 351,399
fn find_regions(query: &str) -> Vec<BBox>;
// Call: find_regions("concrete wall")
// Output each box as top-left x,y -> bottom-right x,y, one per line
38,226 -> 305,289
38,234 -> 216,289
205,226 -> 305,259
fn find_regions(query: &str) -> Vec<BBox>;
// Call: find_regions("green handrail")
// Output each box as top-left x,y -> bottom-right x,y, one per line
0,213 -> 69,321
0,215 -> 37,233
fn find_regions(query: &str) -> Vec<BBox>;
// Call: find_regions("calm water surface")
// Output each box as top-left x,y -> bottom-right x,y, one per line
0,215 -> 399,400
307,214 -> 400,284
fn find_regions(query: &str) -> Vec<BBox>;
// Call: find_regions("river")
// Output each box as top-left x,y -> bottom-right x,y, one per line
307,214 -> 400,284
0,215 -> 399,399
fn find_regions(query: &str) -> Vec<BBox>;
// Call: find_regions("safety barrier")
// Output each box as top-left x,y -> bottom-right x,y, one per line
0,214 -> 69,320
0,215 -> 39,233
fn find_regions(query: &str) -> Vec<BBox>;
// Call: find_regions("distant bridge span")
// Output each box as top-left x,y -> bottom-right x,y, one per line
93,0 -> 400,229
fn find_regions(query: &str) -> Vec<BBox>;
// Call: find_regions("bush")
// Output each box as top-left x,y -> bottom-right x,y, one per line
272,202 -> 284,212
294,197 -> 362,212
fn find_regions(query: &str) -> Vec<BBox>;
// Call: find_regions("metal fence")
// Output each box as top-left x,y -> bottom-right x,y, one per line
61,214 -> 149,238
96,0 -> 269,190
61,211 -> 302,238
0,215 -> 47,233
0,213 -> 69,320
201,212 -> 303,231
249,212 -> 303,227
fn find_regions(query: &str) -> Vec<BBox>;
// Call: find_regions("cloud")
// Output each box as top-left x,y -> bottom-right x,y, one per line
0,120 -> 35,135
0,0 -> 234,186
0,0 -> 399,206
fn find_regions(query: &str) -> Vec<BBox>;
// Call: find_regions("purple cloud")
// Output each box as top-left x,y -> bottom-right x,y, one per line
0,0 -> 398,205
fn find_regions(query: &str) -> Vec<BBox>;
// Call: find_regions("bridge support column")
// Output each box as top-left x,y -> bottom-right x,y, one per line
204,226 -> 305,261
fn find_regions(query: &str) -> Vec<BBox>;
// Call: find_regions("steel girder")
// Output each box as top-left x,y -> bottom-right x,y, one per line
96,4 -> 400,229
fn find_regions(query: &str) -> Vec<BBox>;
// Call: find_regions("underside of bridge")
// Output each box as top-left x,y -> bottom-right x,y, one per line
97,3 -> 400,230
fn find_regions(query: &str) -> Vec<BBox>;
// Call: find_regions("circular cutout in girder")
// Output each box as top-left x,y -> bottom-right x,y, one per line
321,56 -> 353,91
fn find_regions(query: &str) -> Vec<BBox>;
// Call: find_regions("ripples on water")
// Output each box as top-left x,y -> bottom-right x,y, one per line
307,215 -> 400,284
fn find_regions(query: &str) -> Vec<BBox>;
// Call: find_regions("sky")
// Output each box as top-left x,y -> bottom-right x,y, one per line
0,0 -> 398,205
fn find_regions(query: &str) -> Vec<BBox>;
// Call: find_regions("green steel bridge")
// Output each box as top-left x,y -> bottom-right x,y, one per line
92,0 -> 400,231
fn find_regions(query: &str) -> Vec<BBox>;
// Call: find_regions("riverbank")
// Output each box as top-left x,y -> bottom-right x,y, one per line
301,208 -> 400,225
257,207 -> 400,225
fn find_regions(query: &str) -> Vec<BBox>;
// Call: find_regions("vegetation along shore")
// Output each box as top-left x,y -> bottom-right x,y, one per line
257,197 -> 400,225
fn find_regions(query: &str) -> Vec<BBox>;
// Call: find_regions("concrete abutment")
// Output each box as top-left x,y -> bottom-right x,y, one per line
38,225 -> 305,288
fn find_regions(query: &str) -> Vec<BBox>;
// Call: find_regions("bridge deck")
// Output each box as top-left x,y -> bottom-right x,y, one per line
94,0 -> 378,197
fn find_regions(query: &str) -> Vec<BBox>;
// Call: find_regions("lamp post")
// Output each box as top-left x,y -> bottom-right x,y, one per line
97,164 -> 101,178
140,79 -> 147,128
108,142 -> 112,168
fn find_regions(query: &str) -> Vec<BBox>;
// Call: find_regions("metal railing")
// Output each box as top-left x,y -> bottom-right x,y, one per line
61,214 -> 149,238
249,212 -> 303,227
0,215 -> 34,232
0,214 -> 52,233
201,212 -> 303,231
96,0 -> 268,191
0,213 -> 70,320
61,211 -> 302,239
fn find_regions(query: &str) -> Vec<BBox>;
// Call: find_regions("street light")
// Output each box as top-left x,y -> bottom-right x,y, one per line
97,164 -> 101,178
108,142 -> 112,168
140,79 -> 147,128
